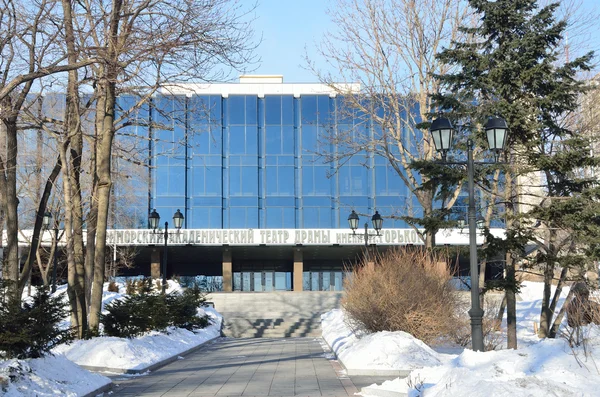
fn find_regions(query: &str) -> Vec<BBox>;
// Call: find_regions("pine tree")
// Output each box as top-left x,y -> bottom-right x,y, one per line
431,0 -> 598,346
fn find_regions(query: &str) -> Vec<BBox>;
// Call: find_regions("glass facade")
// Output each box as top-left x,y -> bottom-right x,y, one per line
145,93 -> 413,229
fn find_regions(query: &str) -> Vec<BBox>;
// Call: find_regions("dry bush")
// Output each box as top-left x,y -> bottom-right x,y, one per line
563,286 -> 600,348
450,296 -> 504,351
107,281 -> 119,293
343,248 -> 460,345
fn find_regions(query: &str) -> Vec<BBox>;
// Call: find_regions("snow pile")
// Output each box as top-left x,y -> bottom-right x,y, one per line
0,354 -> 110,397
1,280 -> 223,396
322,309 -> 441,372
54,306 -> 222,370
340,280 -> 600,397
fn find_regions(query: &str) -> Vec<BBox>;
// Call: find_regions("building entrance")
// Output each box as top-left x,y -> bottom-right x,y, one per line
233,271 -> 292,291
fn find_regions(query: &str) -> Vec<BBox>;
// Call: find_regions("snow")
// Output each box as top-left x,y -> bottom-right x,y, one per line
321,280 -> 600,397
3,278 -> 600,397
0,355 -> 109,397
321,309 -> 441,372
1,280 -> 223,396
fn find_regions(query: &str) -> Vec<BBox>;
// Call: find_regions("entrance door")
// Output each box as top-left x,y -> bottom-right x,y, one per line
233,271 -> 292,291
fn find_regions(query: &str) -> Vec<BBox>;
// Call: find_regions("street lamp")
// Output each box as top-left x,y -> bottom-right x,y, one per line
149,209 -> 184,294
348,210 -> 383,262
43,211 -> 58,293
429,114 -> 508,352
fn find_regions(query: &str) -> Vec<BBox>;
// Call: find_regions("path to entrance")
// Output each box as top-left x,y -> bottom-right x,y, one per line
109,337 -> 391,397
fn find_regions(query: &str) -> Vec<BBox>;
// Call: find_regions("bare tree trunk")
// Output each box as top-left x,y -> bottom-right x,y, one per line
538,244 -> 555,338
17,156 -> 62,297
58,138 -> 88,338
60,0 -> 87,337
85,85 -> 102,310
89,77 -> 117,330
89,0 -> 123,331
0,117 -> 20,303
505,259 -> 517,348
549,288 -> 574,338
505,172 -> 517,349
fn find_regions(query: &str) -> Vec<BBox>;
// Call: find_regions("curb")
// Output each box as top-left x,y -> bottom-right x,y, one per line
81,381 -> 113,397
361,385 -> 409,397
322,336 -> 411,377
79,335 -> 220,375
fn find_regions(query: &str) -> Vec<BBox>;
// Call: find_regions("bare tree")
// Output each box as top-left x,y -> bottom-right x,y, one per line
306,0 -> 472,248
54,0 -> 258,332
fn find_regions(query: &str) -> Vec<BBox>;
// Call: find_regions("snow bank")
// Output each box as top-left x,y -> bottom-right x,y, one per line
54,306 -> 222,371
322,309 -> 441,373
355,281 -> 600,397
0,354 -> 110,397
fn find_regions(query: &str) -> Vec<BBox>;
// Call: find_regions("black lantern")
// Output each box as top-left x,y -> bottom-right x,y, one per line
429,115 -> 455,160
173,209 -> 184,230
43,211 -> 52,229
371,211 -> 383,233
484,116 -> 509,160
348,210 -> 359,231
149,209 -> 160,230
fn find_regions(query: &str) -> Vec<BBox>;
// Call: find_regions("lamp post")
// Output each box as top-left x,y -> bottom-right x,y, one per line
429,114 -> 508,352
348,210 -> 383,262
43,211 -> 58,293
149,209 -> 184,294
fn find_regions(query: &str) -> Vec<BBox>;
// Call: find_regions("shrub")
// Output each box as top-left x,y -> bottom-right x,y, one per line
449,296 -> 504,351
100,278 -> 210,338
125,279 -> 136,295
0,281 -> 73,359
343,248 -> 460,344
107,281 -> 119,293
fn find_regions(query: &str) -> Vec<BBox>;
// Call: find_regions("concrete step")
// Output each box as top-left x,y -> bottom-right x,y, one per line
223,316 -> 323,338
206,291 -> 343,338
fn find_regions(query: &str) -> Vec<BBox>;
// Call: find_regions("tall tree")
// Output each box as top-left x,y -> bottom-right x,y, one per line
63,0 -> 257,332
307,0 -> 471,248
432,0 -> 597,347
0,0 -> 96,303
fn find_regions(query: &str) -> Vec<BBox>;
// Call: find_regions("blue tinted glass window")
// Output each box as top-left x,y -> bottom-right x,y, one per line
282,126 -> 294,154
282,96 -> 294,125
339,165 -> 367,195
246,96 -> 258,125
229,96 -> 245,125
302,125 -> 317,152
278,166 -> 294,195
246,126 -> 258,155
242,167 -> 258,195
302,96 -> 317,124
317,96 -> 330,125
229,207 -> 245,228
230,126 -> 245,154
265,96 -> 282,125
230,167 -> 241,195
266,126 -> 281,155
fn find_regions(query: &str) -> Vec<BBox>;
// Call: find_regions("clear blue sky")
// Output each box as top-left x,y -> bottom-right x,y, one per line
250,0 -> 600,83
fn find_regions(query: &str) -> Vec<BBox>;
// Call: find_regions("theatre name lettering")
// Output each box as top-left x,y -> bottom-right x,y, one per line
105,229 -> 422,246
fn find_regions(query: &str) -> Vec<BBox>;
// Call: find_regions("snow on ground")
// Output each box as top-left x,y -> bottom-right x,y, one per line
0,354 -> 110,397
322,309 -> 442,371
323,280 -> 600,397
1,280 -> 223,396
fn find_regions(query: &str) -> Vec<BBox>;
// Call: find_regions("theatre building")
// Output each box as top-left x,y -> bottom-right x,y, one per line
17,75 -> 501,292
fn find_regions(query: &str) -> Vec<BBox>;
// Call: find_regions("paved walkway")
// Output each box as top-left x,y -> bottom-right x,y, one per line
109,337 -> 390,397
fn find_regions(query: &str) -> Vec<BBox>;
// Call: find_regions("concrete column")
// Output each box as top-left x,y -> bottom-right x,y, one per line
150,248 -> 160,279
293,248 -> 303,291
222,250 -> 232,292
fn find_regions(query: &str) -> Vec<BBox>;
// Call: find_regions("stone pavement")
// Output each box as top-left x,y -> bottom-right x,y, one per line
108,337 -> 392,397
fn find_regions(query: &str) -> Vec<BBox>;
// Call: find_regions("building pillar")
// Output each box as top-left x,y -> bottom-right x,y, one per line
222,249 -> 232,292
150,248 -> 160,279
293,248 -> 303,291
